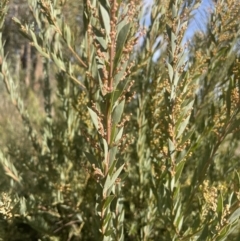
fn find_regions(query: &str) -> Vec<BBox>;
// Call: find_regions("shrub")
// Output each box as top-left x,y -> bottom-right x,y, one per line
1,0 -> 240,240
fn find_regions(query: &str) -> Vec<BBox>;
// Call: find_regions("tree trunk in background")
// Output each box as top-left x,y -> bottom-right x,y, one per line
33,52 -> 43,91
24,42 -> 31,87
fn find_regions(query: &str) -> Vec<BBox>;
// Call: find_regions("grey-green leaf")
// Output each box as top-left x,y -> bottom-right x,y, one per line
115,127 -> 123,142
176,115 -> 191,139
112,99 -> 125,124
115,23 -> 130,67
100,5 -> 110,38
88,107 -> 99,131
103,164 -> 124,194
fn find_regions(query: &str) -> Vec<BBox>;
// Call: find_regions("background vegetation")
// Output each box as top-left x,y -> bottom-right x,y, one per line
1,0 -> 240,240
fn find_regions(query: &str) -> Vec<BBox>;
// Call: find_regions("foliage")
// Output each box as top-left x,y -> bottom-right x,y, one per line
1,0 -> 240,240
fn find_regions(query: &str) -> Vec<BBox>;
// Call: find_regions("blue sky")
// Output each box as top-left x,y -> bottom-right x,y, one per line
142,0 -> 214,43
139,0 -> 215,61
184,0 -> 214,41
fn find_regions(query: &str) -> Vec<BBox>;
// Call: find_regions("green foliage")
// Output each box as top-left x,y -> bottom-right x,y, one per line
1,0 -> 240,240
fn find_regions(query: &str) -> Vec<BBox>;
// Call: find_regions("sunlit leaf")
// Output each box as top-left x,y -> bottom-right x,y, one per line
100,5 -> 110,39
88,107 -> 99,131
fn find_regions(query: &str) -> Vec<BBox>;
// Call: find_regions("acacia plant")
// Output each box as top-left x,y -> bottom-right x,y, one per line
1,0 -> 240,240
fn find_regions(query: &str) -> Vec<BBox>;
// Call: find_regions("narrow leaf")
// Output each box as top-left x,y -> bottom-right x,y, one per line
112,99 -> 125,124
103,138 -> 108,163
115,127 -> 124,142
217,192 -> 223,222
168,138 -> 175,157
115,23 -> 130,67
109,146 -> 118,167
103,195 -> 115,211
167,63 -> 174,83
176,115 -> 191,139
103,212 -> 112,227
175,160 -> 185,183
100,5 -> 110,38
88,107 -> 99,131
103,164 -> 124,193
